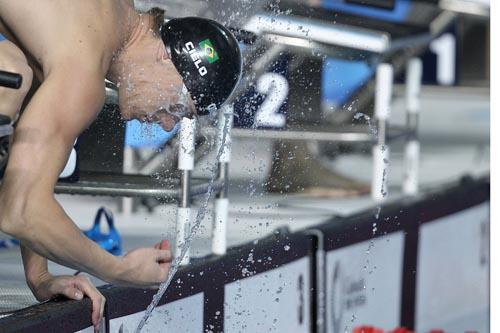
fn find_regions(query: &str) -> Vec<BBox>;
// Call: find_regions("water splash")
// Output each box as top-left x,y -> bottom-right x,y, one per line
134,111 -> 232,332
353,112 -> 377,137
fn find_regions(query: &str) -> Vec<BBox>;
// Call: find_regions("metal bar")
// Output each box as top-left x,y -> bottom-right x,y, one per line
304,229 -> 326,333
439,0 -> 489,17
53,178 -> 224,199
201,127 -> 375,142
191,179 -> 224,197
54,181 -> 177,198
388,33 -> 434,53
244,14 -> 390,53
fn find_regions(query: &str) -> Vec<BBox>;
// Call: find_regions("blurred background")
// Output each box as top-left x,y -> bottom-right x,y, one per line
0,1 -> 490,332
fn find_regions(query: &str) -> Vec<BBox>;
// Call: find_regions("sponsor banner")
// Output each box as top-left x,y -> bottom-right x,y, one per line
100,231 -> 313,332
224,257 -> 311,333
108,293 -> 204,332
326,232 -> 405,333
416,203 -> 489,333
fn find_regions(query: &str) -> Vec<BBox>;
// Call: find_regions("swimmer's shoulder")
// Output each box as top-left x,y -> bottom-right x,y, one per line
0,0 -> 129,74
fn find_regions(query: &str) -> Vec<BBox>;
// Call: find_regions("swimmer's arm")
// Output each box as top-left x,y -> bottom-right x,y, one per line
0,65 -> 121,283
20,243 -> 49,290
21,242 -> 107,330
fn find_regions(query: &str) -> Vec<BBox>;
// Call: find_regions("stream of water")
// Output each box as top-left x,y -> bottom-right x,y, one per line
134,111 -> 232,332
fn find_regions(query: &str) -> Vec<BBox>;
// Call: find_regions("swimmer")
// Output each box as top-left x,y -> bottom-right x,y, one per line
0,1 -> 240,331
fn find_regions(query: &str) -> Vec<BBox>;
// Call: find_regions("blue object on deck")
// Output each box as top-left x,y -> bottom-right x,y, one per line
0,238 -> 19,249
0,34 -> 6,42
83,207 -> 122,256
124,120 -> 180,149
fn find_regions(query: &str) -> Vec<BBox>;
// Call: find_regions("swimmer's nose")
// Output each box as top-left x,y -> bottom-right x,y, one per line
169,103 -> 195,119
159,121 -> 176,132
153,112 -> 178,131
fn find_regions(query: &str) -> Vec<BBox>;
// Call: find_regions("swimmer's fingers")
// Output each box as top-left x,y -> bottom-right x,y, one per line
154,248 -> 172,281
159,260 -> 171,274
36,275 -> 105,331
59,283 -> 102,332
153,240 -> 170,251
73,276 -> 106,331
120,247 -> 172,287
157,240 -> 172,269
154,249 -> 172,263
59,283 -> 84,301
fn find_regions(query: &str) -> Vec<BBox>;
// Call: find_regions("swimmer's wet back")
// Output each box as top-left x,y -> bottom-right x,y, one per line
160,17 -> 242,115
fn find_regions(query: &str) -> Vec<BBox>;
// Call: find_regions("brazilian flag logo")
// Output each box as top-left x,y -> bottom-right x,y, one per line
199,39 -> 219,64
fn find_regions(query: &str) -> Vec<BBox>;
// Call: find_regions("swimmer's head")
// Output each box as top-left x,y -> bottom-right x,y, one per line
111,14 -> 195,131
160,17 -> 242,115
110,13 -> 241,129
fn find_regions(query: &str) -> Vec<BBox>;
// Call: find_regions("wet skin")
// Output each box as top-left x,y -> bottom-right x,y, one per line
0,1 -> 191,330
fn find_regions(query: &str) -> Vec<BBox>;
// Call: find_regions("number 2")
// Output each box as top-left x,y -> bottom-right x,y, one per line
254,73 -> 288,128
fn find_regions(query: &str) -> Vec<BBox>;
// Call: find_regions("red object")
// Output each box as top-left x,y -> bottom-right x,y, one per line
429,330 -> 445,333
391,328 -> 415,333
353,326 -> 384,333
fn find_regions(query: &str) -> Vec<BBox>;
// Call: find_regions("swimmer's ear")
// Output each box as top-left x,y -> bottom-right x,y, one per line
157,42 -> 170,63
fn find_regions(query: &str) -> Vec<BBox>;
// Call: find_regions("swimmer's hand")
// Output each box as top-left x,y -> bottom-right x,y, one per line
29,273 -> 105,332
114,240 -> 172,287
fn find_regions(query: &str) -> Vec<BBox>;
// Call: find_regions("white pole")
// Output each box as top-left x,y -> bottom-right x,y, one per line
178,117 -> 196,171
213,198 -> 229,255
217,105 -> 234,166
121,146 -> 135,216
405,58 -> 423,114
374,63 -> 393,122
176,207 -> 191,265
403,141 -> 420,195
372,145 -> 390,202
403,58 -> 422,196
176,117 -> 196,265
372,63 -> 393,202
212,106 -> 233,255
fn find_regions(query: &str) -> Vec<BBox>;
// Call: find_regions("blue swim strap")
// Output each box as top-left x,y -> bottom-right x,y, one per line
83,207 -> 122,256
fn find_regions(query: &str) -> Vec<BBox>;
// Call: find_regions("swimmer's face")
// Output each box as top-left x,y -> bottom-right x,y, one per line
115,38 -> 195,131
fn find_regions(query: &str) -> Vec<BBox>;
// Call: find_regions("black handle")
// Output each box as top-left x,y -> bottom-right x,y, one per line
0,70 -> 22,89
93,207 -> 115,229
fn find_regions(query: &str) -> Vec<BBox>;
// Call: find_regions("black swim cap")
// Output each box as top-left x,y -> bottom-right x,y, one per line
160,17 -> 242,115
